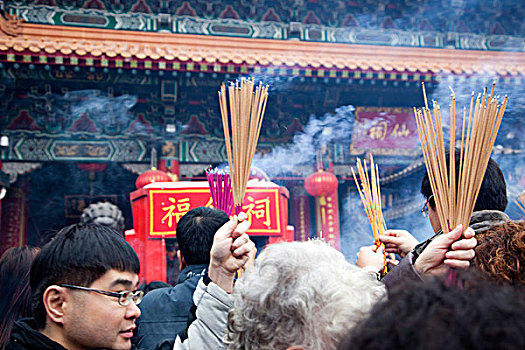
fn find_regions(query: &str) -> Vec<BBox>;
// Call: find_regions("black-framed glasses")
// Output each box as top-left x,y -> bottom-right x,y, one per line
421,195 -> 434,218
60,284 -> 144,306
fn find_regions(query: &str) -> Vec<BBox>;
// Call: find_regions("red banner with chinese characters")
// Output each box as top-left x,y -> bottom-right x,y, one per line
315,193 -> 340,250
350,107 -> 419,156
144,182 -> 286,238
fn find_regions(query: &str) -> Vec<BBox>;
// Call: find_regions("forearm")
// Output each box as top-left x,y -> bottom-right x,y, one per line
174,278 -> 233,350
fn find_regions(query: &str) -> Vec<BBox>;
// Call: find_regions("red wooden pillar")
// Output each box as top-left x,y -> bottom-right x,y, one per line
291,186 -> 312,241
0,183 -> 29,255
128,188 -> 167,284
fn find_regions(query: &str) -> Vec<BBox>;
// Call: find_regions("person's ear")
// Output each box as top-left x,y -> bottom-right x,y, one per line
43,286 -> 68,325
177,250 -> 188,271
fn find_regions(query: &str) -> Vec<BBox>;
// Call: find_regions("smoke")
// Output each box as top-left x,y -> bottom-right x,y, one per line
340,177 -> 435,261
27,89 -> 140,134
60,90 -> 138,131
66,90 -> 137,121
253,105 -> 355,177
339,193 -> 378,261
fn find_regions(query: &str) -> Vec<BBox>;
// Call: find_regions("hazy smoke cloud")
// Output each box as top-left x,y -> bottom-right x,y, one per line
61,90 -> 138,128
254,105 -> 355,176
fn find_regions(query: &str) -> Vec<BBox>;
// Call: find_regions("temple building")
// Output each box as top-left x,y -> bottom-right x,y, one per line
1,1 -> 524,276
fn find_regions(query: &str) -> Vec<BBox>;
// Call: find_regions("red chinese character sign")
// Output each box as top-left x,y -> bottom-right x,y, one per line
129,181 -> 290,283
350,107 -> 419,156
145,182 -> 286,238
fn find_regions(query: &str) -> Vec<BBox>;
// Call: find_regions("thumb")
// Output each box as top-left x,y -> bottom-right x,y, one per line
463,227 -> 475,239
237,212 -> 248,222
438,224 -> 463,246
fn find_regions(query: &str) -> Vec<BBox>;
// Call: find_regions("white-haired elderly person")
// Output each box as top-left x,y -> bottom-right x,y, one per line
225,239 -> 386,350
173,238 -> 386,350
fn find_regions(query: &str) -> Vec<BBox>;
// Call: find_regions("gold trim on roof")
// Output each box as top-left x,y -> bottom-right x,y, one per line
1,23 -> 524,75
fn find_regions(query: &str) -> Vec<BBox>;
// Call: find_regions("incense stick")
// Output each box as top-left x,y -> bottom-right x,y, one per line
515,194 -> 525,218
218,78 -> 269,214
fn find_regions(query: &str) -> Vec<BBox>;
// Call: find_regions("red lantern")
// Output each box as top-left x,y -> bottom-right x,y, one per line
136,168 -> 172,189
304,170 -> 338,204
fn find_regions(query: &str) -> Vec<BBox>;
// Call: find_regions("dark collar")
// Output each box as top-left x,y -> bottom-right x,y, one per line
9,318 -> 68,350
470,210 -> 510,233
177,264 -> 208,284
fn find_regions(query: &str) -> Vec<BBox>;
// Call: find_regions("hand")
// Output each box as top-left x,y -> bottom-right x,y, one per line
356,244 -> 385,272
209,212 -> 254,293
414,225 -> 476,277
379,230 -> 419,258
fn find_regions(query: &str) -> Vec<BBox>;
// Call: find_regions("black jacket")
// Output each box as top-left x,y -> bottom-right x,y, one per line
135,264 -> 207,350
6,319 -> 67,350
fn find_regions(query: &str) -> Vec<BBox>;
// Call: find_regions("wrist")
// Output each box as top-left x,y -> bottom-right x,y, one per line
413,258 -> 425,275
362,266 -> 381,281
209,260 -> 235,293
362,265 -> 381,274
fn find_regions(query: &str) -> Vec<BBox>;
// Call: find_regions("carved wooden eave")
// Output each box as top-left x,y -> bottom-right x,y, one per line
1,23 -> 524,76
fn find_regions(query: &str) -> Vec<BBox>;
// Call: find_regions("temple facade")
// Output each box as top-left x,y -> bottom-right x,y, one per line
1,0 -> 524,261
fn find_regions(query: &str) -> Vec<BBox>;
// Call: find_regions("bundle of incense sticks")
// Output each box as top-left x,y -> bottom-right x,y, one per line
206,168 -> 234,216
414,83 -> 507,234
218,78 -> 269,214
351,155 -> 388,274
351,155 -> 386,243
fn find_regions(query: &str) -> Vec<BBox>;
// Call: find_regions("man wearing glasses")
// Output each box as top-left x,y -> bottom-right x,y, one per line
6,223 -> 142,350
7,217 -> 254,350
356,151 -> 509,288
382,154 -> 509,263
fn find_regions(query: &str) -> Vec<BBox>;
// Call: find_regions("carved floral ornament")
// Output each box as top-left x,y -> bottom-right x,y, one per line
0,23 -> 524,76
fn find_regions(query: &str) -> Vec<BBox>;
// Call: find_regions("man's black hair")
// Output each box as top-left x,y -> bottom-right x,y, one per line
421,148 -> 507,212
176,207 -> 229,266
338,276 -> 525,350
30,223 -> 140,329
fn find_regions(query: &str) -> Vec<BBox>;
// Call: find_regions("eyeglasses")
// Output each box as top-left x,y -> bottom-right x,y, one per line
60,284 -> 144,306
421,195 -> 434,218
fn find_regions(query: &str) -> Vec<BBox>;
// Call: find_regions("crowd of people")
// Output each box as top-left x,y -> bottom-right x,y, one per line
1,153 -> 524,350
